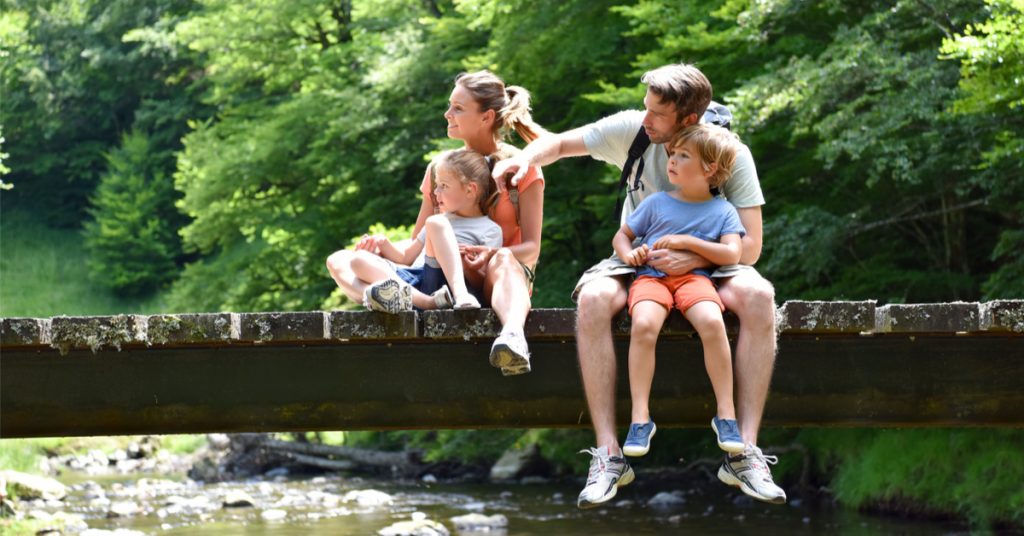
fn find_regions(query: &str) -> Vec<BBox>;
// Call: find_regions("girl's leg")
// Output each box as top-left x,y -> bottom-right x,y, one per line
684,301 -> 736,420
628,300 -> 670,424
325,250 -> 369,303
484,249 -> 530,333
350,250 -> 434,309
423,215 -> 473,303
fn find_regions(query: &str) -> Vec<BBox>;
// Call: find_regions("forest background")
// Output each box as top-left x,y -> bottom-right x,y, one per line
1,0 -> 1022,529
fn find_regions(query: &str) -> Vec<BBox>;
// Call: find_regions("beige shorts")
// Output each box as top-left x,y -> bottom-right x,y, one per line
570,254 -> 759,303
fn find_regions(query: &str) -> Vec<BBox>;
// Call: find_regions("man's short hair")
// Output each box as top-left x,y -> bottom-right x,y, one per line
641,64 -> 713,123
669,124 -> 741,188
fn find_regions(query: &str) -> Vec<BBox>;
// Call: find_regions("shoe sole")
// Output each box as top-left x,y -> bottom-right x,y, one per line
490,343 -> 530,370
711,419 -> 745,454
577,465 -> 635,509
367,280 -> 410,314
622,423 -> 657,457
501,364 -> 531,376
717,464 -> 787,505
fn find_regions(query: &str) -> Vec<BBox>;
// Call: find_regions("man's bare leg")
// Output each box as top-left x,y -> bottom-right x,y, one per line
717,270 -> 777,446
576,276 -> 628,454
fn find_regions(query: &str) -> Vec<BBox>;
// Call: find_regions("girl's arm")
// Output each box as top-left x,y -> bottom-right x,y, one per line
651,233 -> 742,266
377,236 -> 425,266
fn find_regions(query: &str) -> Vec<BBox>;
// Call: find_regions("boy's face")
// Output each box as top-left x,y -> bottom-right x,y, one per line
667,140 -> 712,189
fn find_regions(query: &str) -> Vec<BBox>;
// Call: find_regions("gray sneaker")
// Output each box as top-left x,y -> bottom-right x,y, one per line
577,446 -> 635,509
489,330 -> 531,376
717,443 -> 787,504
363,279 -> 412,313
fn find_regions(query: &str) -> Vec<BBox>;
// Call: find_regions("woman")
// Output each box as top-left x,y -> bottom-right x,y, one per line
327,70 -> 546,376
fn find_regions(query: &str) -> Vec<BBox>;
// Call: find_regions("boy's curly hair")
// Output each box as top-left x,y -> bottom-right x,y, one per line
669,124 -> 742,189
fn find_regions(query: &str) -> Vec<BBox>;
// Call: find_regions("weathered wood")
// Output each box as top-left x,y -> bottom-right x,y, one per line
1,301 -> 1021,437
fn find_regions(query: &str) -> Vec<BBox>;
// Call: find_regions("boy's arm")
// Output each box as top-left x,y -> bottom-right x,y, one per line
613,225 -> 648,266
651,233 -> 742,266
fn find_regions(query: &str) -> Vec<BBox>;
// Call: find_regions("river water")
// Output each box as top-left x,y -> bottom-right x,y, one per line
50,469 -> 967,535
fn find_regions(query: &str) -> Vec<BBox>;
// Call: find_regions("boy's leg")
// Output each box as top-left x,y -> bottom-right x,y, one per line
682,300 -> 736,420
625,278 -> 672,424
423,215 -> 474,304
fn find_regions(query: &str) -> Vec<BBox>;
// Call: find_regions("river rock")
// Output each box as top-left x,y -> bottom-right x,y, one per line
0,470 -> 68,500
343,489 -> 393,506
107,500 -> 141,517
647,491 -> 686,507
261,508 -> 288,521
450,513 -> 508,531
223,490 -> 256,508
489,442 -> 548,481
378,518 -> 450,536
82,530 -> 148,536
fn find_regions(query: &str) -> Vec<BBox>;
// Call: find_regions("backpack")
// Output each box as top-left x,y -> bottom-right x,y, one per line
613,101 -> 733,222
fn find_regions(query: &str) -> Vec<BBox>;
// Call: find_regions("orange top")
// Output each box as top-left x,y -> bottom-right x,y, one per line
420,164 -> 544,247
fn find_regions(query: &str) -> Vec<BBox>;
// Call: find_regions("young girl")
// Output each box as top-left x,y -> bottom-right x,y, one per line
350,149 -> 503,313
612,124 -> 747,457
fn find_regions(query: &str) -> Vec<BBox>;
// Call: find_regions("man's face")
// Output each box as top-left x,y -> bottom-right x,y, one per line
641,89 -> 683,145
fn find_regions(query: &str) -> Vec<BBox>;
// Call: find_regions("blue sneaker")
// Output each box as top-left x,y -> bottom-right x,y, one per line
622,421 -> 657,457
711,417 -> 744,453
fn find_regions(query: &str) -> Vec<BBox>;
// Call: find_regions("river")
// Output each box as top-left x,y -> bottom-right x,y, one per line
48,469 -> 968,535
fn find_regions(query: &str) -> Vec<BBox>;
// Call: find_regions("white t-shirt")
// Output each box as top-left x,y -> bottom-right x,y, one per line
583,110 -> 765,225
417,213 -> 503,250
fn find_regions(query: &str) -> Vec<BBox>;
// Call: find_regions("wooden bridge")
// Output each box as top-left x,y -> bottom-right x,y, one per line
2,300 -> 1022,438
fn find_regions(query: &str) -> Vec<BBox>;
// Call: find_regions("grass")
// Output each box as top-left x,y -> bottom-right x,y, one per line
0,209 -> 168,317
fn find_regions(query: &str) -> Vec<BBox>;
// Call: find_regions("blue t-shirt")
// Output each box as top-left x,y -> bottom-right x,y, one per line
626,192 -> 746,278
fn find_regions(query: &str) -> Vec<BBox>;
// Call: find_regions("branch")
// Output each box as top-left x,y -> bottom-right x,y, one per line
849,198 -> 987,236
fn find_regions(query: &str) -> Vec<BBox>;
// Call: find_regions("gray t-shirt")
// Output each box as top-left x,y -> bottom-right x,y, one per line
583,110 -> 764,225
417,213 -> 503,267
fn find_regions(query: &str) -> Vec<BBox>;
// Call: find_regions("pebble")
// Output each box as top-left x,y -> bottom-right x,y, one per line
343,489 -> 393,506
451,512 -> 508,531
647,491 -> 686,507
261,508 -> 288,521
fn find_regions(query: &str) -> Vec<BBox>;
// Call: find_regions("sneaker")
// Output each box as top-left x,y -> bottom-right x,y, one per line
432,286 -> 453,309
490,330 -> 531,375
711,417 -> 744,453
576,446 -> 635,509
363,279 -> 412,313
454,292 -> 481,309
622,421 -> 657,457
717,443 -> 787,504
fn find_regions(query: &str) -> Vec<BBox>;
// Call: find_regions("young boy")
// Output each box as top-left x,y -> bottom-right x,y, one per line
612,123 -> 746,457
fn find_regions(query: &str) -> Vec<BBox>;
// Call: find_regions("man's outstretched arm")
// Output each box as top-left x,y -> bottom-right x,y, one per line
492,127 -> 591,188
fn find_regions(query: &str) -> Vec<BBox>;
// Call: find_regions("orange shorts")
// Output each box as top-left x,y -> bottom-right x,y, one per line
628,274 -> 724,315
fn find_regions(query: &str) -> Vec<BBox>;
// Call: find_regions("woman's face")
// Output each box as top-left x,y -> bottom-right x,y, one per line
445,84 -> 491,142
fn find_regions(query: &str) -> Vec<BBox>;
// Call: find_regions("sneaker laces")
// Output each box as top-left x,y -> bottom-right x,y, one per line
745,444 -> 778,477
579,447 -> 608,484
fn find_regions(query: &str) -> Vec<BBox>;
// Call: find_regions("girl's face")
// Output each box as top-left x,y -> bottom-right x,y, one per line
445,84 -> 492,142
433,165 -> 479,216
667,140 -> 714,191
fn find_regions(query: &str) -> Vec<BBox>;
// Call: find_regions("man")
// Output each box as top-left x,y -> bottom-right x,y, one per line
492,63 -> 784,508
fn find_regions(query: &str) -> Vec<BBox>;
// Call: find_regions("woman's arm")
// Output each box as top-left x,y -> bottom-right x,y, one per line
502,179 -> 544,266
651,233 -> 742,266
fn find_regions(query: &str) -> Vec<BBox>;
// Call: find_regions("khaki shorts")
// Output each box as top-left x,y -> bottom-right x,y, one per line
570,255 -> 759,303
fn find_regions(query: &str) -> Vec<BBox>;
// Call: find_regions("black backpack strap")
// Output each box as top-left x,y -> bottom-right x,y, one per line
615,126 -> 651,222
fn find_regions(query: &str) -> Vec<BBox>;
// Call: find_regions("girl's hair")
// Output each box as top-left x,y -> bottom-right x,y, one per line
669,124 -> 742,188
434,149 -> 499,215
454,70 -> 549,144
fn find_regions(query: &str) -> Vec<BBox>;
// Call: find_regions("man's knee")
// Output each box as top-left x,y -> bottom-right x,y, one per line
577,278 -> 627,325
720,273 -> 775,318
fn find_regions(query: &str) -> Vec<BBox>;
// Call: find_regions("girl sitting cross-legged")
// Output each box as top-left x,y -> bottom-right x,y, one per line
350,149 -> 503,313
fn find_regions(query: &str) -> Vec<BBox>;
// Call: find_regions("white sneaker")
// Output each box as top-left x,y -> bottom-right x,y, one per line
717,443 -> 787,504
489,330 -> 530,375
576,446 -> 635,509
363,279 -> 412,313
454,292 -> 480,309
432,286 -> 453,309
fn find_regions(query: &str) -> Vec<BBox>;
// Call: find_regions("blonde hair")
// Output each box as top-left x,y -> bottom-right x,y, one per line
433,149 -> 499,215
669,124 -> 742,188
454,70 -> 548,144
641,64 -> 713,124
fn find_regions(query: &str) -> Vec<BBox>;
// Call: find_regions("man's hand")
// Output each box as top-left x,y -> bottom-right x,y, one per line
491,155 -> 530,192
647,249 -> 708,276
651,234 -> 691,251
622,244 -> 650,266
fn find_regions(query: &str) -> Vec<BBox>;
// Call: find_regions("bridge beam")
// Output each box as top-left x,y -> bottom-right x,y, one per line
2,301 -> 1022,438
